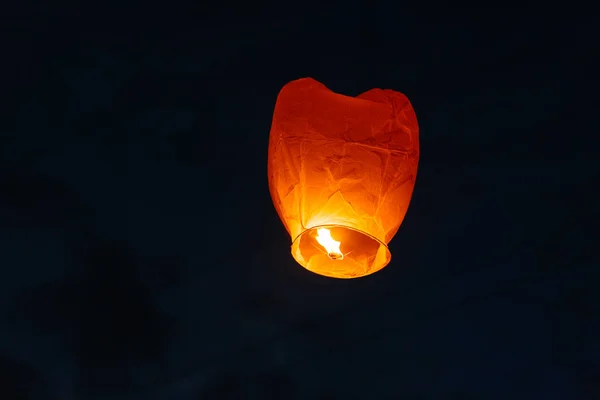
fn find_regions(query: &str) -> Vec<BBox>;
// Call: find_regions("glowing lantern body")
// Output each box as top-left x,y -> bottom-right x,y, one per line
268,78 -> 419,279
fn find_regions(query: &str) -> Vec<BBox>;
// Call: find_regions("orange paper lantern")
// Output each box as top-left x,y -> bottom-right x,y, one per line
268,78 -> 419,279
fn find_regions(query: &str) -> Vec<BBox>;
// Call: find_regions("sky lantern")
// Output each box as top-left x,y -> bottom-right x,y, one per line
268,78 -> 419,279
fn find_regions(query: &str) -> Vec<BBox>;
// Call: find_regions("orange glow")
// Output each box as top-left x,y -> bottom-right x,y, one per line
268,78 -> 419,279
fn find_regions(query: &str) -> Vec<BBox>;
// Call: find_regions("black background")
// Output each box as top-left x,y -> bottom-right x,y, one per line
1,2 -> 598,399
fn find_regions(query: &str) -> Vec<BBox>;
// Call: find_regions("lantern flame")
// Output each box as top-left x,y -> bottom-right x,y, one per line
315,228 -> 343,260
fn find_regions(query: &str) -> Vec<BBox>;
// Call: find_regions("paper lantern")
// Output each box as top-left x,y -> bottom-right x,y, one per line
268,78 -> 419,279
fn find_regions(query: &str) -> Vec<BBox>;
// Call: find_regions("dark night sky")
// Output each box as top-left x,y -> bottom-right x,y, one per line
1,2 -> 598,399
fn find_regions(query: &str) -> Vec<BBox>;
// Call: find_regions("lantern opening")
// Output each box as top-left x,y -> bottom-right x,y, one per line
291,225 -> 391,279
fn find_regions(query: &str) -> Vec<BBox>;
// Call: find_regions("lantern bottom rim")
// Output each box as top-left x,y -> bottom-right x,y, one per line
291,224 -> 391,279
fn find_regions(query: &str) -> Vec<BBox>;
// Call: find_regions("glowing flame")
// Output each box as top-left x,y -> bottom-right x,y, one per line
316,228 -> 343,260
